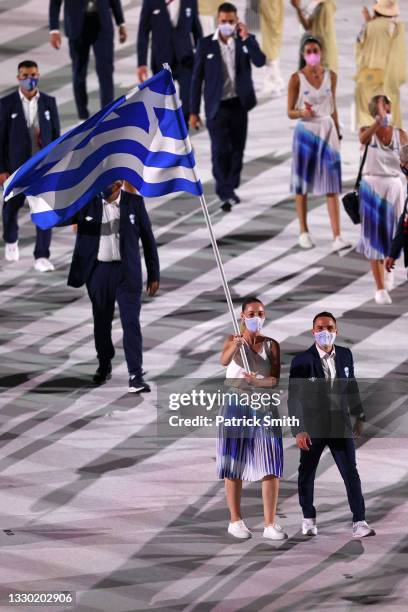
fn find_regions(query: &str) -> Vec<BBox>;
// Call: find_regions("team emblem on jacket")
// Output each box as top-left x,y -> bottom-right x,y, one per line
129,214 -> 135,225
185,7 -> 191,17
44,110 -> 51,121
344,367 -> 349,378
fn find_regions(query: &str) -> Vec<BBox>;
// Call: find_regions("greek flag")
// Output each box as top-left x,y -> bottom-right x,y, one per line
3,68 -> 203,229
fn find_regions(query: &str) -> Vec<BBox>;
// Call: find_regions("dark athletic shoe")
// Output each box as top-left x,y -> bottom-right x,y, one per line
221,200 -> 233,212
231,192 -> 240,204
128,376 -> 151,394
92,364 -> 112,385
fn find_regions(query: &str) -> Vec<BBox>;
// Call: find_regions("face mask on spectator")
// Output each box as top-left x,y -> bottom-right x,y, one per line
19,77 -> 38,91
304,53 -> 321,67
219,23 -> 235,38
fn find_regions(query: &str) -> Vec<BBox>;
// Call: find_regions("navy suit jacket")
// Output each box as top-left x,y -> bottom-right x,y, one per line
288,344 -> 364,438
190,33 -> 266,120
0,90 -> 60,174
389,194 -> 408,267
61,192 -> 160,290
49,0 -> 125,38
137,0 -> 202,71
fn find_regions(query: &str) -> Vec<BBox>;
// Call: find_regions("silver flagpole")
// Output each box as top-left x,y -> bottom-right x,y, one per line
163,63 -> 251,374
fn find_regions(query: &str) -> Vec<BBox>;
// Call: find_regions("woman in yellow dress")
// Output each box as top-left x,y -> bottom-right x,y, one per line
291,0 -> 338,73
355,1 -> 406,129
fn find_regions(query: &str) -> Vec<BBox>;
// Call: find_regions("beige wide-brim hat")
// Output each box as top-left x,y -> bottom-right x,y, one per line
373,0 -> 399,17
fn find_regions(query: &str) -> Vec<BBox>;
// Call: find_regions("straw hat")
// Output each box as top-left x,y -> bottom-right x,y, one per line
373,0 -> 399,17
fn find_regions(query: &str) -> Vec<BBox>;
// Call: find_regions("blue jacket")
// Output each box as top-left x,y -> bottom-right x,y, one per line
0,90 -> 60,174
288,344 -> 364,438
137,0 -> 202,71
61,192 -> 160,290
49,0 -> 125,38
190,32 -> 266,120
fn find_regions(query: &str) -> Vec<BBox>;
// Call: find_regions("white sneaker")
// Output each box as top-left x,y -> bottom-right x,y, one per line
263,522 -> 287,540
302,518 -> 318,536
34,258 -> 55,272
5,241 -> 19,262
332,236 -> 351,252
298,232 -> 314,249
375,289 -> 392,305
262,60 -> 285,96
227,519 -> 252,539
384,269 -> 394,291
352,520 -> 376,538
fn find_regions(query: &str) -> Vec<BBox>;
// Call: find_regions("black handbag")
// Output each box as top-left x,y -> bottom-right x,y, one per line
342,144 -> 369,225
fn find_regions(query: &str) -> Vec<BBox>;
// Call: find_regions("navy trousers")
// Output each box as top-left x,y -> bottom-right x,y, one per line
68,14 -> 114,119
86,261 -> 143,377
206,98 -> 248,201
2,193 -> 52,259
298,437 -> 366,522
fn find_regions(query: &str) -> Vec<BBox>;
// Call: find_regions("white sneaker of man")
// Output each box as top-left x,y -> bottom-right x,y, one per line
298,232 -> 314,249
352,520 -> 376,538
228,519 -> 252,539
302,518 -> 318,536
34,258 -> 55,273
332,235 -> 352,252
5,241 -> 19,262
263,522 -> 287,540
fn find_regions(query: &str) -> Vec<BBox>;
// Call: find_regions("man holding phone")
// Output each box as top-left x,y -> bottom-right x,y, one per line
189,2 -> 265,212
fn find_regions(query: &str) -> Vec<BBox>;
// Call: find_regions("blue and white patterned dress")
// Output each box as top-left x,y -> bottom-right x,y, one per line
216,340 -> 283,482
290,69 -> 341,195
357,129 -> 405,260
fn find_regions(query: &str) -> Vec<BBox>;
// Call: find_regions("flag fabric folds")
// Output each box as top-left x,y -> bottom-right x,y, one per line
3,68 -> 203,229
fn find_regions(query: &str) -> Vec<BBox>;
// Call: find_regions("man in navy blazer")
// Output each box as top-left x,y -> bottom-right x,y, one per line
137,0 -> 202,121
0,60 -> 60,271
189,2 -> 265,212
288,311 -> 375,539
49,0 -> 127,119
62,181 -> 160,393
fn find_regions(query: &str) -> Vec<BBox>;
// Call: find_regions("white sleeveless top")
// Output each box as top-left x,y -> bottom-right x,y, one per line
297,69 -> 334,119
363,129 -> 402,178
226,344 -> 268,379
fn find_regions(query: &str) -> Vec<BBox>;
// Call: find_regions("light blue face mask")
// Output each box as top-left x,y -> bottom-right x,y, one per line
218,23 -> 235,37
19,77 -> 39,91
244,316 -> 264,333
314,330 -> 336,348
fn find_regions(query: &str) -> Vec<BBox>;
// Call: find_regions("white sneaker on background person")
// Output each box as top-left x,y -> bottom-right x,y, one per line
34,257 -> 55,272
332,236 -> 351,252
298,232 -> 314,249
262,59 -> 285,97
375,289 -> 392,305
384,269 -> 394,291
263,522 -> 287,540
228,520 -> 252,539
302,518 -> 318,536
352,520 -> 376,538
5,241 -> 19,262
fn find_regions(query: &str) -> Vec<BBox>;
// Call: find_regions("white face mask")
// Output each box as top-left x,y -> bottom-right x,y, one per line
218,23 -> 235,38
314,330 -> 336,348
244,316 -> 264,333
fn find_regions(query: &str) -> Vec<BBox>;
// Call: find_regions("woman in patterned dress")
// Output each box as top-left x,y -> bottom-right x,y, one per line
357,94 -> 408,304
218,296 -> 286,541
288,35 -> 349,251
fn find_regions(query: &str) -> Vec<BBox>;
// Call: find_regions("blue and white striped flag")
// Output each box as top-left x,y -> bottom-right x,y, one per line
3,68 -> 203,229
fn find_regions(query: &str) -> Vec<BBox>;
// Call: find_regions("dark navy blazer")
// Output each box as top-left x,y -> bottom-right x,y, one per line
190,32 -> 266,120
288,344 -> 364,438
137,0 -> 202,71
389,195 -> 408,267
61,191 -> 160,290
49,0 -> 125,38
0,90 -> 60,174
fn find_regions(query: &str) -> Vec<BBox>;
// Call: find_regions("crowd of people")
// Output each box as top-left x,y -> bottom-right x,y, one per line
0,0 -> 408,538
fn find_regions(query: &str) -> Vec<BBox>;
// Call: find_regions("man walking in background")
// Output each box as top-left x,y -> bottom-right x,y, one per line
0,60 -> 60,271
137,0 -> 202,123
189,2 -> 265,212
49,0 -> 127,120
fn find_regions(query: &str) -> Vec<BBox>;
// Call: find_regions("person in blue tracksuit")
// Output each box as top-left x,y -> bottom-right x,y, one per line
61,181 -> 160,393
49,0 -> 127,119
0,60 -> 60,271
189,2 -> 265,212
288,311 -> 375,539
